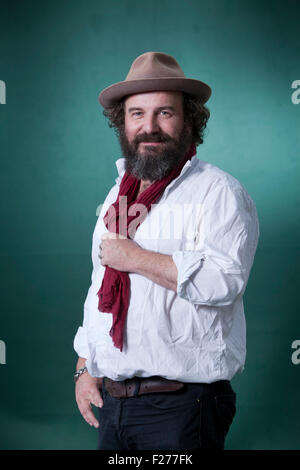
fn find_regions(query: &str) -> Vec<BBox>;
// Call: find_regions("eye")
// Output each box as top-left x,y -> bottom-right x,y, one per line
160,110 -> 172,117
132,111 -> 143,118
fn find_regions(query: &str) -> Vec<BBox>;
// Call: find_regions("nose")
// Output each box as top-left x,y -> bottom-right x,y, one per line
141,112 -> 160,134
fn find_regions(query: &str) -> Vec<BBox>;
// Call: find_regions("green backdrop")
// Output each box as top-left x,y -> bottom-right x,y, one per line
0,0 -> 299,450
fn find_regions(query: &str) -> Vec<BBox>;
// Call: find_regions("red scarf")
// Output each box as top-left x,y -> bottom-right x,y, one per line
97,143 -> 196,351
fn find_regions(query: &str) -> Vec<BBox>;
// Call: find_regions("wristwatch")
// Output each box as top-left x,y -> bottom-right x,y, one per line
74,366 -> 88,383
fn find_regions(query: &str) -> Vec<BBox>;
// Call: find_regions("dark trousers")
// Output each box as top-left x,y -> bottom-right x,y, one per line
97,377 -> 236,450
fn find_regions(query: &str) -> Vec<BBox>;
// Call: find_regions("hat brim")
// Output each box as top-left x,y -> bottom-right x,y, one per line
98,77 -> 212,108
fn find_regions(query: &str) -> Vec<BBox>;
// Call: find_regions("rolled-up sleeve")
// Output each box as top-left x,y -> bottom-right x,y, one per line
73,278 -> 97,360
73,220 -> 102,360
73,189 -> 114,359
172,181 -> 259,306
73,325 -> 90,360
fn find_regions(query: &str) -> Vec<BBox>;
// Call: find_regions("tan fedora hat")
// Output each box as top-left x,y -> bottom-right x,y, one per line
98,51 -> 212,109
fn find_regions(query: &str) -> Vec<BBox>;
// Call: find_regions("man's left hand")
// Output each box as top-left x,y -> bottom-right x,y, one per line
99,232 -> 142,272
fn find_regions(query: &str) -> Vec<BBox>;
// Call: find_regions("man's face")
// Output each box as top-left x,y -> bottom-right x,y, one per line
119,91 -> 192,182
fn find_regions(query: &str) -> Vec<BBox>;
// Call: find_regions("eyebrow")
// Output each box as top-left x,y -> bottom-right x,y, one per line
127,106 -> 176,113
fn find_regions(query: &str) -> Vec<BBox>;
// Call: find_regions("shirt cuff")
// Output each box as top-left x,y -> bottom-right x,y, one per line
172,250 -> 206,301
73,326 -> 90,360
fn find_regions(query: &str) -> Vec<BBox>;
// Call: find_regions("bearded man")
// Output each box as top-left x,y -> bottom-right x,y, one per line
73,52 -> 259,450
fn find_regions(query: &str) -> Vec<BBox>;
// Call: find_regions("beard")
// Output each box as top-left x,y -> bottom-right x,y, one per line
118,122 -> 193,182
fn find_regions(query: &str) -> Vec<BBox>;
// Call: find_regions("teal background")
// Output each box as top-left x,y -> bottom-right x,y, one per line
0,0 -> 300,450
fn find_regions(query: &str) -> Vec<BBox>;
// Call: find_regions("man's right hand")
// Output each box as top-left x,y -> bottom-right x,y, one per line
75,361 -> 104,428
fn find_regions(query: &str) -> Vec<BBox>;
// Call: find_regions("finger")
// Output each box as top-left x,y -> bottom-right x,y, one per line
78,400 -> 100,428
90,389 -> 104,408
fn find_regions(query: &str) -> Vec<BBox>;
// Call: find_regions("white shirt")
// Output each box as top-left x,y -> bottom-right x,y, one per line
73,153 -> 259,383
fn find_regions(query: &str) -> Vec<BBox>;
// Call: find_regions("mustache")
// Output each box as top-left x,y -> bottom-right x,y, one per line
134,133 -> 172,144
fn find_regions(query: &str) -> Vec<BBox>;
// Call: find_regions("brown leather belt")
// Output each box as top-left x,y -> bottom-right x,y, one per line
103,376 -> 185,398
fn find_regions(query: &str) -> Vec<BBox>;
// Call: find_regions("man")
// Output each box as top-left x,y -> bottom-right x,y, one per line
73,52 -> 259,450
